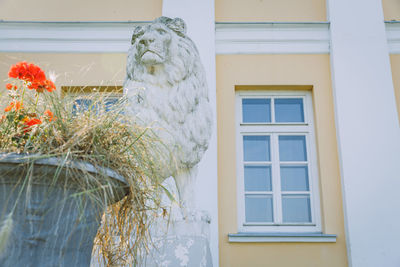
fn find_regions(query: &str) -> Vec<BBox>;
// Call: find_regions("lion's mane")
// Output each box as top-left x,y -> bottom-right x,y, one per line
124,17 -> 213,174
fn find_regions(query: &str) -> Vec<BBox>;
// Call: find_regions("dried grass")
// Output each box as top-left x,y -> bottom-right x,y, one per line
0,89 -> 175,265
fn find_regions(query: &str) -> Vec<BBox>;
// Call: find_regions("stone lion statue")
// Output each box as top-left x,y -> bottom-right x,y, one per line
124,17 -> 213,219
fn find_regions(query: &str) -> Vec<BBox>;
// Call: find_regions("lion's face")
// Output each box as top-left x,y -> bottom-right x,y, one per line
131,24 -> 172,66
126,17 -> 199,84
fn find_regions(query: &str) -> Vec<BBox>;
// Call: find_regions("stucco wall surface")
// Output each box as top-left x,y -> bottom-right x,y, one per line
0,0 -> 161,21
382,0 -> 400,21
389,55 -> 400,122
215,0 -> 326,22
216,54 -> 347,267
0,53 -> 127,95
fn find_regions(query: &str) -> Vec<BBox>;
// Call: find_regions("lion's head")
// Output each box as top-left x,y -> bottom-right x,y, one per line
125,17 -> 200,86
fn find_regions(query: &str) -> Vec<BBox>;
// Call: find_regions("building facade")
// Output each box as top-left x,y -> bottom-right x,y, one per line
1,0 -> 400,266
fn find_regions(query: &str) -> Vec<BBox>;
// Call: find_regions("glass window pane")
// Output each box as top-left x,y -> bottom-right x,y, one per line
242,98 -> 271,123
245,195 -> 273,222
244,166 -> 272,191
104,98 -> 119,112
243,136 -> 270,161
279,136 -> 307,161
275,98 -> 304,122
281,166 -> 309,191
73,98 -> 95,114
282,195 -> 311,223
74,98 -> 92,111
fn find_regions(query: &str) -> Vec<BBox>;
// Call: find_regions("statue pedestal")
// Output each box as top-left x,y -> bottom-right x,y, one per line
143,217 -> 213,267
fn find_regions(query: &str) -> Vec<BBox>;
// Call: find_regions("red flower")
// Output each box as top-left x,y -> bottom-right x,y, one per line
8,61 -> 47,84
34,79 -> 56,93
8,62 -> 56,93
23,118 -> 42,132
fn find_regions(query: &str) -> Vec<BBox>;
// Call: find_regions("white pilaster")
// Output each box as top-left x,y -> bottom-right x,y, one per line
328,1 -> 400,266
162,1 -> 218,266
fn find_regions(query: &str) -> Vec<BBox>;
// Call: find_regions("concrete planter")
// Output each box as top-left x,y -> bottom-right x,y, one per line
0,154 -> 128,267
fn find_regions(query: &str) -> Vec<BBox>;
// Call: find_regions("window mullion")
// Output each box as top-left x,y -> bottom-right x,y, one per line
272,133 -> 282,224
271,97 -> 275,123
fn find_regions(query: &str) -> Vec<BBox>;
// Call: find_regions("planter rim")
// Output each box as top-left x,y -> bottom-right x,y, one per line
0,152 -> 127,184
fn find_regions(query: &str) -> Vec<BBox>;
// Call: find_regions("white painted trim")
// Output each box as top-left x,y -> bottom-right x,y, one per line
328,0 -> 400,265
2,21 -> 400,54
0,21 -> 330,54
0,21 -> 147,53
385,22 -> 400,54
216,22 -> 330,54
228,233 -> 337,243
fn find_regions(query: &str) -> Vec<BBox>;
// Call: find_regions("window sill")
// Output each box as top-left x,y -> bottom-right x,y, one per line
228,232 -> 337,243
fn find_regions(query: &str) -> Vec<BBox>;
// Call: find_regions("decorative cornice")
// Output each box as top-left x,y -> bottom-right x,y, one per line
215,22 -> 330,54
0,21 -> 147,53
385,21 -> 400,54
1,21 -> 399,54
228,232 -> 337,243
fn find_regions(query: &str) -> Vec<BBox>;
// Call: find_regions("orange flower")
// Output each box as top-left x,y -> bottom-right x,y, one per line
44,109 -> 55,121
15,101 -> 23,111
4,101 -> 23,112
6,83 -> 13,90
4,102 -> 14,112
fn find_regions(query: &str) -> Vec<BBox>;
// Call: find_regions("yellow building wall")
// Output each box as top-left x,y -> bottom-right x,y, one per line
389,55 -> 400,122
0,53 -> 127,93
382,0 -> 400,21
217,54 -> 348,267
0,0 -> 161,21
215,0 -> 326,22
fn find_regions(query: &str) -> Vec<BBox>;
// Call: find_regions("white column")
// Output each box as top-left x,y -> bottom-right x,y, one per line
162,1 -> 219,267
328,1 -> 400,266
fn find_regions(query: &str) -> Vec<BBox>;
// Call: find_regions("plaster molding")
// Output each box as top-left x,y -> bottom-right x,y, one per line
0,21 -> 147,53
1,21 -> 399,54
385,22 -> 400,54
215,22 -> 331,54
228,232 -> 337,243
0,21 -> 331,54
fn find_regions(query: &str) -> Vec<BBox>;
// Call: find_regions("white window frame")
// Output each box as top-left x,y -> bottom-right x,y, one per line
235,90 -> 321,233
66,92 -> 122,113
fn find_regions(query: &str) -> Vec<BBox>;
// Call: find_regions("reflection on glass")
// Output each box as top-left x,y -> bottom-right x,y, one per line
279,136 -> 307,161
245,195 -> 273,222
282,195 -> 311,223
281,166 -> 309,191
73,99 -> 94,113
242,98 -> 271,123
244,166 -> 272,191
104,98 -> 119,112
243,136 -> 270,161
275,98 -> 304,122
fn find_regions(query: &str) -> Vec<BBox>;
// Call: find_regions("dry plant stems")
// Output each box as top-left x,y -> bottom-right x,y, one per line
0,62 -> 174,265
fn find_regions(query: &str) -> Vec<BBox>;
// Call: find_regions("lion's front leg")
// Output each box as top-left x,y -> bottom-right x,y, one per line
174,166 -> 211,223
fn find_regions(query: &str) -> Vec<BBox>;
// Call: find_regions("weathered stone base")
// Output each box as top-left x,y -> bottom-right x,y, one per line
142,218 -> 213,267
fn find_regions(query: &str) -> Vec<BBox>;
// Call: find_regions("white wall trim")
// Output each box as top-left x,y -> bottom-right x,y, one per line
385,22 -> 400,54
0,21 -> 146,53
0,21 -> 331,54
216,22 -> 330,54
2,21 -> 400,54
328,0 -> 400,265
228,232 -> 337,243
